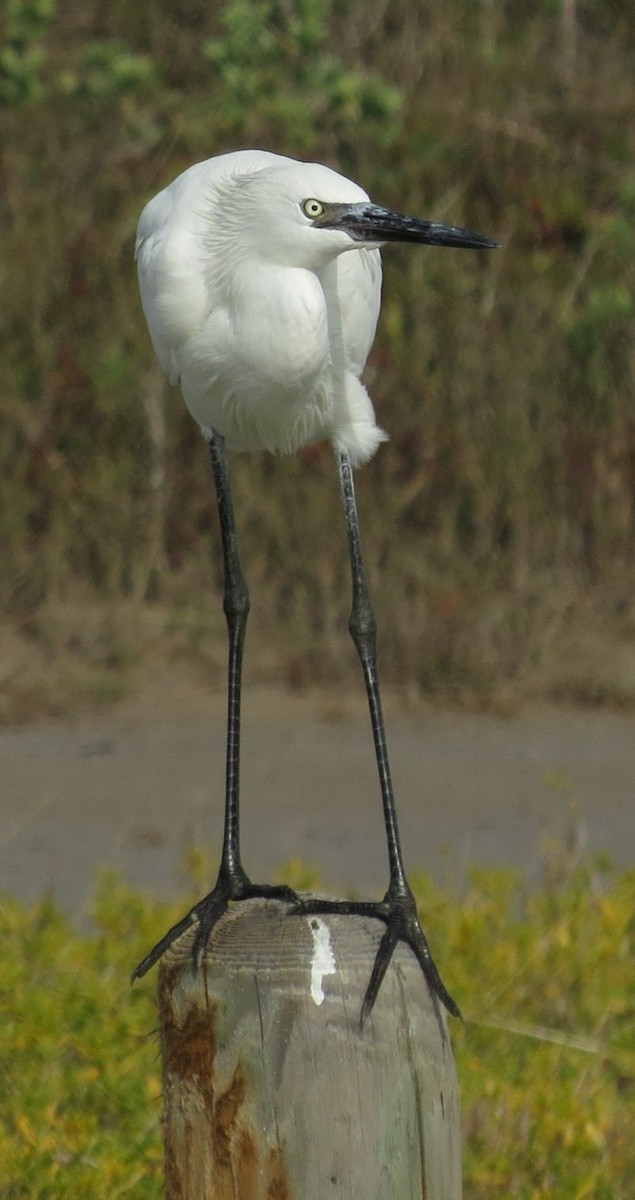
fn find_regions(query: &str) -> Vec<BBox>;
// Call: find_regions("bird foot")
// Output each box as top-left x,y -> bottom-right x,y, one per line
292,883 -> 461,1025
131,873 -> 298,982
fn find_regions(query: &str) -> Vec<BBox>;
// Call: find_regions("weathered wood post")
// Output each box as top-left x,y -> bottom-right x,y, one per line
159,898 -> 462,1199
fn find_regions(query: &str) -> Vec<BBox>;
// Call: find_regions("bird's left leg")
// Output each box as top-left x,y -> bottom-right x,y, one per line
294,450 -> 461,1024
132,430 -> 296,981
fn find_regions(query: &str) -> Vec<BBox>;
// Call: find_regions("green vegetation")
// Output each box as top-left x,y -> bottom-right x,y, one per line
1,859 -> 633,1197
2,0 -> 635,715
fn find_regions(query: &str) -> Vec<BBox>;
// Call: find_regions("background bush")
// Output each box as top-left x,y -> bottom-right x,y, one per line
2,0 -> 635,710
1,860 -> 633,1198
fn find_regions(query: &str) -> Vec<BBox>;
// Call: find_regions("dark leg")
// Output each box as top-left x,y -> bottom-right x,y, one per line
294,451 -> 460,1024
132,430 -> 296,981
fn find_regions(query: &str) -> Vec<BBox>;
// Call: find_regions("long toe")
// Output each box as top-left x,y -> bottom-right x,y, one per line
131,889 -> 229,981
131,902 -> 203,981
191,883 -> 298,967
242,882 -> 299,903
362,890 -> 462,1024
191,890 -> 234,969
132,880 -> 299,982
289,889 -> 460,1024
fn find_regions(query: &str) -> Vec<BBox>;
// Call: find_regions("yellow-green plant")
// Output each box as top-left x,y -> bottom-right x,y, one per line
1,861 -> 633,1198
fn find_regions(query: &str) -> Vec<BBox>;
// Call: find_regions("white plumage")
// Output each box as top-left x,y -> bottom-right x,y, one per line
132,149 -> 497,1020
136,150 -> 386,466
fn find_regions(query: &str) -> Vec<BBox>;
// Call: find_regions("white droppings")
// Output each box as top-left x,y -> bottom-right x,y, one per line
309,918 -> 336,1005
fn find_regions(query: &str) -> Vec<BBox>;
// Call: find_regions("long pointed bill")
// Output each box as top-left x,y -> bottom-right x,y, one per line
318,202 -> 499,250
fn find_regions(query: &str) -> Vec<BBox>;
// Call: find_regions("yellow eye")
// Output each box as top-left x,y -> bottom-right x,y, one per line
302,198 -> 325,219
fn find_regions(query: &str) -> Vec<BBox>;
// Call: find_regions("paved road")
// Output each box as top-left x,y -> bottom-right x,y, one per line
1,683 -> 633,921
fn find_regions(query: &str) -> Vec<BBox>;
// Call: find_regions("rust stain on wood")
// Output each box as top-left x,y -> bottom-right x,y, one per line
213,1064 -> 248,1166
156,900 -> 461,1200
160,968 -> 217,1088
160,967 -> 292,1199
212,1063 -> 277,1199
163,1131 -> 183,1200
265,1147 -> 291,1200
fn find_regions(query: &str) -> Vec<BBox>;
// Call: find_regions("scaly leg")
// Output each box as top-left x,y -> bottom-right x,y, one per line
294,451 -> 460,1024
132,430 -> 296,981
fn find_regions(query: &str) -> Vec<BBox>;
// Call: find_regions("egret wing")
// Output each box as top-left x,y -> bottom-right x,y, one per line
135,151 -> 289,387
335,247 -> 382,378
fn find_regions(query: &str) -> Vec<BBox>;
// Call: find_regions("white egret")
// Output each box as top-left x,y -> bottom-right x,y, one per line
132,149 -> 497,1021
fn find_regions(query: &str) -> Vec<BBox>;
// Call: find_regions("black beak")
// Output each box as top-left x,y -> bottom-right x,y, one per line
319,202 -> 499,251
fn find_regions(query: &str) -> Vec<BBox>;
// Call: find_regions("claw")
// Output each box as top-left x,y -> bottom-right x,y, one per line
360,924 -> 398,1026
131,879 -> 298,983
131,907 -> 199,982
293,884 -> 461,1025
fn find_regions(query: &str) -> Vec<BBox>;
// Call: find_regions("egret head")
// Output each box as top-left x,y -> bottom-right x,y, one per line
221,157 -> 498,271
227,160 -> 373,269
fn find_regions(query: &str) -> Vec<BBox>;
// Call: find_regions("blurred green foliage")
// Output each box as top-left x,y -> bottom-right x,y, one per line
2,0 -> 635,707
0,0 -> 54,105
1,860 -> 633,1196
203,0 -> 402,146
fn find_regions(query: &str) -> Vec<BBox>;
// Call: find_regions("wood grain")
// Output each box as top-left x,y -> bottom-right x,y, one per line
159,898 -> 462,1199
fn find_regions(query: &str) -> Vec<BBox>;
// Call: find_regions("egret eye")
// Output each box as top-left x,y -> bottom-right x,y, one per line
301,198 -> 325,220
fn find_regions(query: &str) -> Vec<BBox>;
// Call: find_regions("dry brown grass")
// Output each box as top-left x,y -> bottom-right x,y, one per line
2,0 -> 635,720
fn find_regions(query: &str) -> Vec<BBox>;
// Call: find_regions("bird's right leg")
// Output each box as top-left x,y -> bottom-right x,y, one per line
132,430 -> 296,981
292,451 -> 460,1024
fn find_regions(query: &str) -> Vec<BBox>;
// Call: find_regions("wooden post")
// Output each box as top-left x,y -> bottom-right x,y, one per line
159,898 -> 462,1200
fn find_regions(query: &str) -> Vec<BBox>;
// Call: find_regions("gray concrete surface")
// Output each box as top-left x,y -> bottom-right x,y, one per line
1,684 -> 633,922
